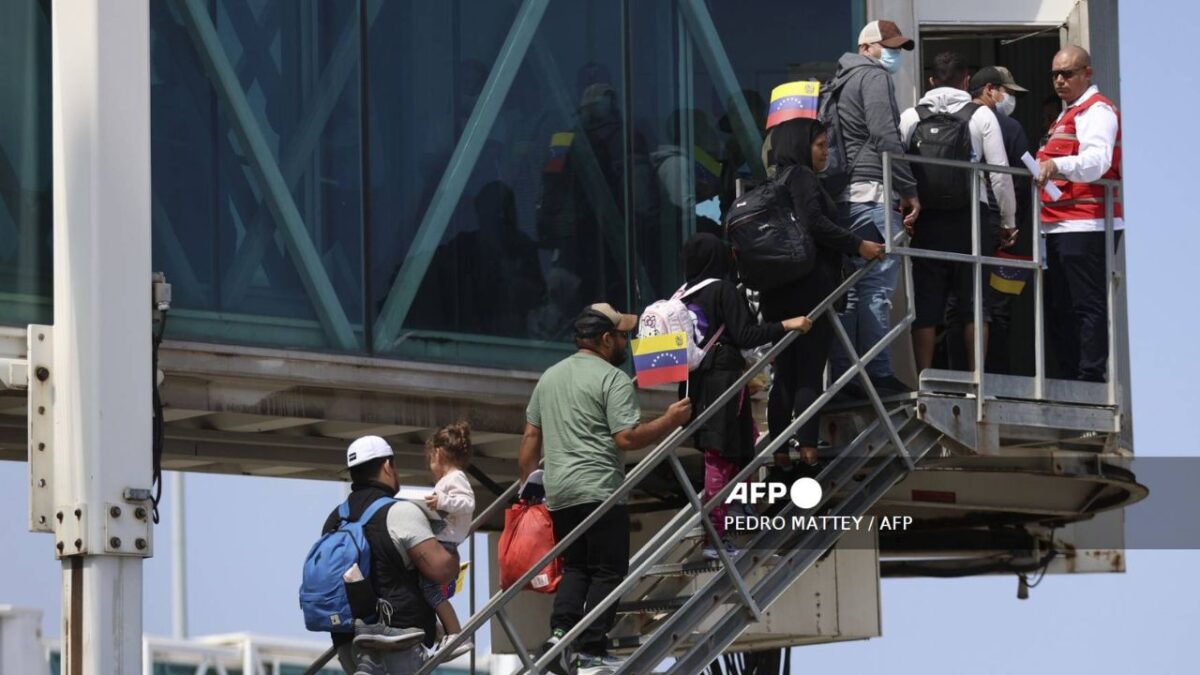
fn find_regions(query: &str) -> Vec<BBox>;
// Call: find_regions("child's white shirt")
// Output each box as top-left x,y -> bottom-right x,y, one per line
433,469 -> 474,545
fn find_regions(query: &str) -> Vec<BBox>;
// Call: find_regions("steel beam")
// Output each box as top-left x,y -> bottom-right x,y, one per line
371,0 -> 551,352
219,1 -> 383,308
677,0 -> 764,178
50,2 -> 153,673
176,0 -> 358,350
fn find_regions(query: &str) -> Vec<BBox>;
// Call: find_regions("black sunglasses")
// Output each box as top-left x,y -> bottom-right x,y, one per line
1050,68 -> 1083,80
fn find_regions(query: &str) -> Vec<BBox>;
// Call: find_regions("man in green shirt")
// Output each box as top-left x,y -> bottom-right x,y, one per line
519,302 -> 691,675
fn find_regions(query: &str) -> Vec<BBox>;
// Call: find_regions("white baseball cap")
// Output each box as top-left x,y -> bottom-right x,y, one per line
346,435 -> 394,468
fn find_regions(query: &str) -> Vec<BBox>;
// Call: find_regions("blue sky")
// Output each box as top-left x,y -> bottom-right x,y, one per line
2,2 -> 1198,673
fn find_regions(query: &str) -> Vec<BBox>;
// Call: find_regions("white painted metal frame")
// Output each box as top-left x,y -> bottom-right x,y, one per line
49,2 -> 154,673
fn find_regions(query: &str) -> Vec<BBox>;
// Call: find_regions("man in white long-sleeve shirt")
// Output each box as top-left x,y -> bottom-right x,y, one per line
1035,45 -> 1123,382
899,51 -> 1016,373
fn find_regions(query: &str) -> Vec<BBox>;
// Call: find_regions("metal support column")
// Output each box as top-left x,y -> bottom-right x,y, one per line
172,472 -> 188,639
50,2 -> 154,673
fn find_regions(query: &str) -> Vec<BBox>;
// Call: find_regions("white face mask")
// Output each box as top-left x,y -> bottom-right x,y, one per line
995,90 -> 1016,117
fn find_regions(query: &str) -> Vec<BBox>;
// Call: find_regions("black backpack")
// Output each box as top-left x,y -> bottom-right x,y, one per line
817,65 -> 877,196
724,166 -> 816,292
908,102 -> 979,211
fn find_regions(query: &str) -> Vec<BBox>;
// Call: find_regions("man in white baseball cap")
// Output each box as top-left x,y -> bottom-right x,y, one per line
325,435 -> 460,673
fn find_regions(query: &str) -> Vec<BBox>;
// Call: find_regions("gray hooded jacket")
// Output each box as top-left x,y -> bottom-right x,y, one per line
830,53 -> 917,199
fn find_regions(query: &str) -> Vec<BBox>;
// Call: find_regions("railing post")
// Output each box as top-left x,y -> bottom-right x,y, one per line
1104,183 -> 1117,406
1032,178 -> 1046,400
971,166 -> 984,423
883,151 -> 894,252
665,452 -> 763,621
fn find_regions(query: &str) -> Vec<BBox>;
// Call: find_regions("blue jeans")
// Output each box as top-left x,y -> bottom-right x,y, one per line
831,201 -> 899,379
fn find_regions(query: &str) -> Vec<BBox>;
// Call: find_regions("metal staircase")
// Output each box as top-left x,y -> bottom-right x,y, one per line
307,152 -> 1127,675
610,408 -> 945,674
408,235 -> 929,674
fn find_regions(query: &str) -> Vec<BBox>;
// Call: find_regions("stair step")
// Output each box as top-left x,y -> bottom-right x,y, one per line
615,596 -> 687,615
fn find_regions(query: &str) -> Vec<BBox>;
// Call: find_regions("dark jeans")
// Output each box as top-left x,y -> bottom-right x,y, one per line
767,313 -> 834,448
549,503 -> 630,656
1045,230 -> 1122,382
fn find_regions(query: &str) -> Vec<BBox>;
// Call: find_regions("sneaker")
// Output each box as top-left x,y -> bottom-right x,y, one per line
429,633 -> 473,660
352,619 -> 425,652
870,374 -> 912,397
702,537 -> 741,561
352,645 -> 386,675
577,653 -> 623,675
540,629 -> 573,675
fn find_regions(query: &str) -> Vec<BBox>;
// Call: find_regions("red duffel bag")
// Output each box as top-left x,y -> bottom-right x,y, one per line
498,500 -> 562,593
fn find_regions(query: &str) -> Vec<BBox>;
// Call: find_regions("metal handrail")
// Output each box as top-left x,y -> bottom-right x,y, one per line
418,234 -> 919,673
322,150 -> 1127,675
882,151 -> 1124,411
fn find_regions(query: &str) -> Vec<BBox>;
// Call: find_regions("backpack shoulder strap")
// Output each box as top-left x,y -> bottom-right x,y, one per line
678,278 -> 721,300
954,102 -> 981,122
353,497 -> 397,526
915,104 -> 935,121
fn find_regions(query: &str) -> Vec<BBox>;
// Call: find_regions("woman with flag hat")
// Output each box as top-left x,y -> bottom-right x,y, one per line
758,115 -> 885,476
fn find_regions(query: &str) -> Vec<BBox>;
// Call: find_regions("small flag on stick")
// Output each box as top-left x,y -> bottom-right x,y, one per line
989,249 -> 1033,295
632,331 -> 689,388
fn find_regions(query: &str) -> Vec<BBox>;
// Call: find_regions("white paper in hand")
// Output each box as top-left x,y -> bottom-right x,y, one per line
1021,152 -> 1063,201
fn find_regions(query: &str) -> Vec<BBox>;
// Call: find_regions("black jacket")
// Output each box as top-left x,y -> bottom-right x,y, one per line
681,279 -> 786,460
323,481 -> 437,647
761,166 -> 862,319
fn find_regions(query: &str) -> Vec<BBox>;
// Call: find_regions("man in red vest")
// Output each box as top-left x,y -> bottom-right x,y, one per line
1035,46 -> 1123,382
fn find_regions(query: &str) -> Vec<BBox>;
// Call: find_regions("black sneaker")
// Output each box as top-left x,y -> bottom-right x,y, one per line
870,374 -> 912,397
540,629 -> 574,675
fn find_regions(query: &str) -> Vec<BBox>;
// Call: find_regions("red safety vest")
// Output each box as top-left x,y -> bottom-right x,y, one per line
1036,92 -> 1123,223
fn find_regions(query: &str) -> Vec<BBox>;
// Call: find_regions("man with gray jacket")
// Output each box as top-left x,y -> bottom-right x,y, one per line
827,20 -> 921,396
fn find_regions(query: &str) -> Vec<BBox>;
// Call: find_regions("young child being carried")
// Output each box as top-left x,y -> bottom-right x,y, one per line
421,421 -> 476,656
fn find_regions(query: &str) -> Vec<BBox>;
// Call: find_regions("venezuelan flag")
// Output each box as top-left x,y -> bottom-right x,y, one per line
543,132 -> 574,173
989,249 -> 1033,295
766,81 -> 820,129
632,331 -> 689,388
694,145 -> 722,194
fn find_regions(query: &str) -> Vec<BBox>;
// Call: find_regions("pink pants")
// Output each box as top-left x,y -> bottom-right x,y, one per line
704,450 -> 740,538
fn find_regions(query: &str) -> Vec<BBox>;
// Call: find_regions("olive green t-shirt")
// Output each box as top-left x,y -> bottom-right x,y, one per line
526,352 -> 642,511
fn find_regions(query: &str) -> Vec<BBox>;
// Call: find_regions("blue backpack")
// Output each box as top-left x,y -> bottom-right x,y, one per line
300,496 -> 396,632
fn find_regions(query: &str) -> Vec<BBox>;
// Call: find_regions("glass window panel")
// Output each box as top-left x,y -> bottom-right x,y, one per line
152,0 -> 365,352
0,0 -> 52,325
367,0 -> 631,370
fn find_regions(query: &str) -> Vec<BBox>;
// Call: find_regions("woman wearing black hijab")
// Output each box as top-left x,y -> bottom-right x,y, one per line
678,232 -> 810,559
759,118 -> 885,472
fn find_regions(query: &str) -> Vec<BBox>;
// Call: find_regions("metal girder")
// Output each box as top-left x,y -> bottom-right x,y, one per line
524,32 -> 656,302
219,1 -> 383,308
371,0 -> 551,352
176,0 -> 358,351
677,0 -> 764,178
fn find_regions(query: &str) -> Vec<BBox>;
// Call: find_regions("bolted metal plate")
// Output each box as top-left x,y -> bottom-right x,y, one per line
28,325 -> 54,533
103,502 -> 153,557
54,503 -> 88,559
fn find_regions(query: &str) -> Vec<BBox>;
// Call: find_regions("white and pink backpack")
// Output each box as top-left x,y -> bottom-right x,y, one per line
637,279 -> 726,371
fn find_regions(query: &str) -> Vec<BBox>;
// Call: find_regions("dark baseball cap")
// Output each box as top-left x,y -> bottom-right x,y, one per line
858,20 -> 915,51
970,66 -> 1029,93
574,303 -> 638,338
